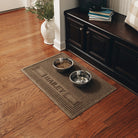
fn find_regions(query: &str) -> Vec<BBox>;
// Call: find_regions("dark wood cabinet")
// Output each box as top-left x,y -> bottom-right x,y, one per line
66,17 -> 85,50
112,41 -> 138,82
64,8 -> 138,93
86,27 -> 111,64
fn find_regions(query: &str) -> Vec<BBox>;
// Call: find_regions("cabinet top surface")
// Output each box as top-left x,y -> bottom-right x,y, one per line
65,8 -> 138,48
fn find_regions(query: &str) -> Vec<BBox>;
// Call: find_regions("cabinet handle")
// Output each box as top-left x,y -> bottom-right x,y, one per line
80,28 -> 83,31
86,31 -> 90,34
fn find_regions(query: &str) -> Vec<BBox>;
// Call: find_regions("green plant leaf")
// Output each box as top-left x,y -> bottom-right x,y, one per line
26,0 -> 54,21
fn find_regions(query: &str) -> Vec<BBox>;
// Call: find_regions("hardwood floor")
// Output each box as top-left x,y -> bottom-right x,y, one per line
0,9 -> 137,138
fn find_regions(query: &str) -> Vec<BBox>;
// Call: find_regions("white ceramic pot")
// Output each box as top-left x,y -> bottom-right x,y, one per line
41,18 -> 55,45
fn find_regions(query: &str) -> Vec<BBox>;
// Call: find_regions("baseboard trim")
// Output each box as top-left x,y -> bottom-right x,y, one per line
53,39 -> 66,51
0,7 -> 25,14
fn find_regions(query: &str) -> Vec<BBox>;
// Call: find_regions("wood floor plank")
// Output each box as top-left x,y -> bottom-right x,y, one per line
94,97 -> 138,137
0,9 -> 137,138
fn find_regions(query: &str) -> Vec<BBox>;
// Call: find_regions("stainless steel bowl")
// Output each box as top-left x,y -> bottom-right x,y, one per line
69,70 -> 92,87
53,57 -> 74,72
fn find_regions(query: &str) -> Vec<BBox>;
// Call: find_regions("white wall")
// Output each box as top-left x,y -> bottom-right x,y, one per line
0,0 -> 24,12
108,0 -> 131,15
53,0 -> 79,51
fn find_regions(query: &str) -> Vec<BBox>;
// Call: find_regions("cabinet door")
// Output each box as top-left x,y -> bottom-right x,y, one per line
112,41 -> 138,82
66,17 -> 85,50
86,27 -> 111,64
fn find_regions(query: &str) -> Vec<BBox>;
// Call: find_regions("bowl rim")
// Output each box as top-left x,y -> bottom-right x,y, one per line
53,57 -> 74,70
69,70 -> 92,85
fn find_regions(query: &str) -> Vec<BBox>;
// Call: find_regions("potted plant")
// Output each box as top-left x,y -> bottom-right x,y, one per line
26,0 -> 54,45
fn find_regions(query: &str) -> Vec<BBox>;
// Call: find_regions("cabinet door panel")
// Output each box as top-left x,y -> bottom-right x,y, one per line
86,27 -> 111,64
66,17 -> 84,49
112,41 -> 138,81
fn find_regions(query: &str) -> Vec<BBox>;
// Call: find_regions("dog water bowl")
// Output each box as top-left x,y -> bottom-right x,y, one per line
69,70 -> 92,87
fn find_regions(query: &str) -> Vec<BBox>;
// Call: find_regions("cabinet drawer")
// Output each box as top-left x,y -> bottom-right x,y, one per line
112,41 -> 138,81
86,27 -> 111,64
66,17 -> 85,49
